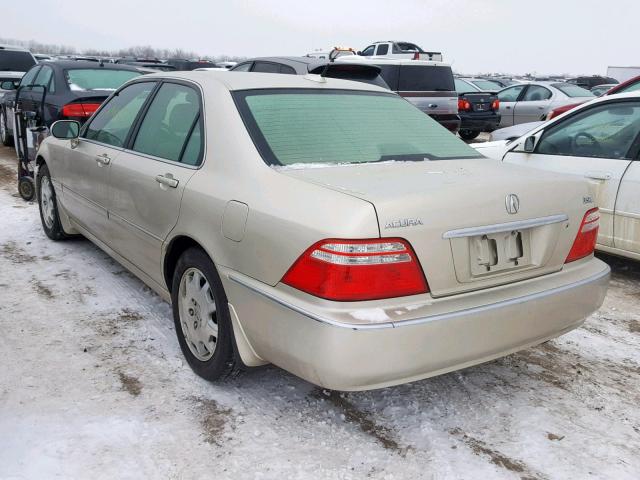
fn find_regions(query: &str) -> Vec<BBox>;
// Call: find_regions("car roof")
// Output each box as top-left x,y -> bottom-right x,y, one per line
137,70 -> 390,93
0,44 -> 32,52
41,61 -> 143,72
239,56 -> 335,73
336,56 -> 450,67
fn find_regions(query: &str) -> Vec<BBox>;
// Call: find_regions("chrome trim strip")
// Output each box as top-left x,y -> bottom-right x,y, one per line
442,214 -> 568,239
228,265 -> 610,331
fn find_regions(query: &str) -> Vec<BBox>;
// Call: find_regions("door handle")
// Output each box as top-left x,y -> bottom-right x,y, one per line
585,171 -> 612,181
95,153 -> 111,166
155,173 -> 179,188
505,106 -> 512,109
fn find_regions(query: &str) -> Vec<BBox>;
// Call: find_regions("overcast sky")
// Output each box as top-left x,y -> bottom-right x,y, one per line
2,0 -> 637,75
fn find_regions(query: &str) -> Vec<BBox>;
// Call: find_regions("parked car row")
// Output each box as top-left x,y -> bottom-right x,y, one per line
4,39 -> 636,393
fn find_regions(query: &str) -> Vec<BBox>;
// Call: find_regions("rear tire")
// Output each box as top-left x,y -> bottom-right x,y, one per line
37,164 -> 68,240
459,130 -> 480,141
0,109 -> 13,147
171,247 -> 238,381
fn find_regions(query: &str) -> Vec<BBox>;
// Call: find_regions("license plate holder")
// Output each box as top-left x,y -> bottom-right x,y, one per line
469,229 -> 532,277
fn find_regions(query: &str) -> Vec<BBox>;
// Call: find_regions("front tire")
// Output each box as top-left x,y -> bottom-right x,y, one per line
37,164 -> 68,240
0,109 -> 13,147
171,247 -> 238,381
459,129 -> 480,141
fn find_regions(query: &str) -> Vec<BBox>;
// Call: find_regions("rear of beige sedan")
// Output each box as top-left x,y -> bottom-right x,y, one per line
160,73 -> 609,391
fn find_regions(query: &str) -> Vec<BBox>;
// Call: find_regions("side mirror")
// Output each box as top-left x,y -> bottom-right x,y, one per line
524,135 -> 537,152
0,80 -> 17,90
51,120 -> 80,140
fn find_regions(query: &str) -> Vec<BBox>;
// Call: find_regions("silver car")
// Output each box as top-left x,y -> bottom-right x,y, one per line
35,72 -> 609,391
497,81 -> 594,128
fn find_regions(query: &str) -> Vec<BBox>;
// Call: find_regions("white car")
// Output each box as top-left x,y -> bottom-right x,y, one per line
474,92 -> 640,261
358,41 -> 443,61
497,81 -> 595,128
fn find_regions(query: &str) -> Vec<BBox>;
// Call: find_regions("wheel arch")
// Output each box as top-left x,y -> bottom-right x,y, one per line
163,235 -> 210,293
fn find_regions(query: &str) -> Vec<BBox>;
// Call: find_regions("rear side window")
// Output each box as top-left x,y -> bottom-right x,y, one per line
376,44 -> 389,55
84,82 -> 155,147
133,83 -> 201,163
398,65 -> 454,92
66,69 -> 141,92
0,50 -> 36,72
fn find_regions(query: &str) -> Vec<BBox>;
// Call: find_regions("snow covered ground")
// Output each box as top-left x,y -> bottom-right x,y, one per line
0,144 -> 638,480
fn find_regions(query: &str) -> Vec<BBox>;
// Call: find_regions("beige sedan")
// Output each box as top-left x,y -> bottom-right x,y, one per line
35,71 -> 609,391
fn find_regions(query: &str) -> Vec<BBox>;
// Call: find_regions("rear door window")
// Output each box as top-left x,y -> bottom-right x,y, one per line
252,62 -> 280,73
522,85 -> 552,101
84,81 -> 155,147
398,65 -> 454,92
132,82 -> 201,163
376,44 -> 389,55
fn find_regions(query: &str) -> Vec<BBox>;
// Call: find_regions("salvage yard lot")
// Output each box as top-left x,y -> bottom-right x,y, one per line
0,144 -> 638,479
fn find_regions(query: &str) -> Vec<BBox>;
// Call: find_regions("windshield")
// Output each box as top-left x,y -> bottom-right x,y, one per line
65,69 -> 141,91
235,89 -> 482,166
552,83 -> 595,98
0,50 -> 36,72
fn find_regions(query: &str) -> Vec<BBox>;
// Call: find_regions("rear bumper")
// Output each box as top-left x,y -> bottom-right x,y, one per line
459,112 -> 501,132
222,258 -> 610,391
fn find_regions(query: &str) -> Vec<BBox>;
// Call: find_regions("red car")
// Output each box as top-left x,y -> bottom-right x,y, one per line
546,75 -> 640,120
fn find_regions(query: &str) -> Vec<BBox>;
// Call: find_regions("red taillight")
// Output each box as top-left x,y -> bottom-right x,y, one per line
458,99 -> 471,111
281,238 -> 429,301
61,102 -> 101,118
565,208 -> 599,263
491,99 -> 500,110
546,103 -> 579,120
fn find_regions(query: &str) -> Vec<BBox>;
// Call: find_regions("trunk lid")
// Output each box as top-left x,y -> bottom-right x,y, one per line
279,160 -> 590,297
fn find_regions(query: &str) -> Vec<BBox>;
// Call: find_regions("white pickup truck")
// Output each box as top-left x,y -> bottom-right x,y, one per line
358,41 -> 443,62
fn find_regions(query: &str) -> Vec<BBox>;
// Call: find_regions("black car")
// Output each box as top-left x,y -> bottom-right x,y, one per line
0,61 -> 142,147
230,56 -> 389,89
566,75 -> 618,90
453,78 -> 501,140
166,58 -> 217,71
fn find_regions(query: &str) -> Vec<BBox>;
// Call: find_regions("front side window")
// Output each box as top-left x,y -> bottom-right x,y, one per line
132,82 -> 201,163
33,66 -> 54,93
232,62 -> 252,72
361,46 -> 375,56
84,81 -> 155,147
18,67 -> 40,89
537,101 -> 640,159
522,85 -> 552,102
65,69 -> 141,92
498,85 -> 525,102
235,89 -> 482,167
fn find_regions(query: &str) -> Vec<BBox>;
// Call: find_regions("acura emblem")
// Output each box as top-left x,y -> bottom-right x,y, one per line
505,194 -> 520,214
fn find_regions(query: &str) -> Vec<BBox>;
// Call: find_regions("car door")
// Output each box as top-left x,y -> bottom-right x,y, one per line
614,161 -> 640,255
497,85 -> 526,127
107,81 -> 202,284
504,99 -> 640,248
7,66 -> 40,134
513,85 -> 553,125
61,81 -> 156,240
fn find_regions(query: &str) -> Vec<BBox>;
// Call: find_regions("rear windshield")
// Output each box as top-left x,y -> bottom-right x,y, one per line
398,65 -> 454,92
0,50 -> 36,72
552,83 -> 595,98
234,89 -> 482,167
470,79 -> 502,91
65,69 -> 141,91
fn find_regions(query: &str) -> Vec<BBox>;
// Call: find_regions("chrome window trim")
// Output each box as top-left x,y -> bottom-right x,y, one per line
442,214 -> 568,239
227,265 -> 609,331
